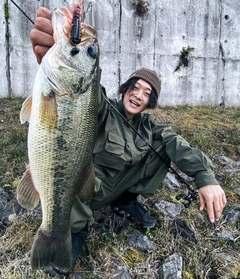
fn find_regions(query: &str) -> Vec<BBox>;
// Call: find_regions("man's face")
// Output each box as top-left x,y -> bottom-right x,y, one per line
123,79 -> 151,119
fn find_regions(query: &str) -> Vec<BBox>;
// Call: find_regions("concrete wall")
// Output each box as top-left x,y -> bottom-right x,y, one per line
1,0 -> 240,106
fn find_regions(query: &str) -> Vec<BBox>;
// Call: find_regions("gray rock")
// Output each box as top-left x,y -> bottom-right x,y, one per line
0,198 -> 27,226
155,200 -> 182,218
175,170 -> 194,183
159,253 -> 183,279
110,257 -> 132,279
236,188 -> 240,197
224,209 -> 240,226
72,272 -> 84,279
225,168 -> 240,174
218,156 -> 230,164
112,270 -> 131,279
164,173 -> 181,189
172,218 -> 198,244
0,187 -> 10,211
232,161 -> 240,168
217,231 -> 235,243
112,267 -> 132,279
0,187 -> 9,199
219,157 -> 240,173
128,232 -> 155,251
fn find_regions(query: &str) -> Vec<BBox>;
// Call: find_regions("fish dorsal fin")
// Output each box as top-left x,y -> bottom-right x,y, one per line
20,95 -> 32,124
17,166 -> 40,210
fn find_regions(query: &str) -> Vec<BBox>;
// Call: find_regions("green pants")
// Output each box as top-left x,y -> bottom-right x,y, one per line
70,140 -> 169,233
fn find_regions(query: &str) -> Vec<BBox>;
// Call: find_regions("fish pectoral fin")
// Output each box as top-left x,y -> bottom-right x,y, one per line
40,93 -> 58,130
20,95 -> 32,124
17,166 -> 40,210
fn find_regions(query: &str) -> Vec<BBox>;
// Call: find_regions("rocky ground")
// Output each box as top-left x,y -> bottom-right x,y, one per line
0,99 -> 239,278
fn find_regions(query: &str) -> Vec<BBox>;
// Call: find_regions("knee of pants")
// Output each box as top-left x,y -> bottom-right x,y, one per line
70,195 -> 92,233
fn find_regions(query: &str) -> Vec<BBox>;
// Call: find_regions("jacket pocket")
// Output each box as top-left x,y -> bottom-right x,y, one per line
94,132 -> 126,174
105,132 -> 125,156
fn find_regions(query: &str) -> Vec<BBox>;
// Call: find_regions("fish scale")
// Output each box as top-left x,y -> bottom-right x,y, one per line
17,2 -> 99,271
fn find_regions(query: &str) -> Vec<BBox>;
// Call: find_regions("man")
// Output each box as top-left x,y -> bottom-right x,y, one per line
30,8 -> 227,276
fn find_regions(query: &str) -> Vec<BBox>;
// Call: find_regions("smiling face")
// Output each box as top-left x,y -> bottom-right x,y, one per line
122,79 -> 152,119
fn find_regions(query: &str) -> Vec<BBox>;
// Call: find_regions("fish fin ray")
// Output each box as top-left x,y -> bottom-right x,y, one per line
31,228 -> 72,270
17,166 -> 40,210
20,95 -> 32,124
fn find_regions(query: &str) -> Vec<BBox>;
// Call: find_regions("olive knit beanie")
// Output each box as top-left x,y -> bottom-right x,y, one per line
128,68 -> 161,97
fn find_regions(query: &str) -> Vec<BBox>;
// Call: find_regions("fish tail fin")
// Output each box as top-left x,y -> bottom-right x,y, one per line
31,228 -> 72,270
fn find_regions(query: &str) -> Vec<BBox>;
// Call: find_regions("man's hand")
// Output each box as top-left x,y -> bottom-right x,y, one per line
198,184 -> 227,223
30,8 -> 54,64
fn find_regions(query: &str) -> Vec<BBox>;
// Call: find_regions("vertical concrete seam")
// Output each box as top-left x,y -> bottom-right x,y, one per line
4,0 -> 12,98
153,4 -> 157,69
118,0 -> 122,90
218,0 -> 225,106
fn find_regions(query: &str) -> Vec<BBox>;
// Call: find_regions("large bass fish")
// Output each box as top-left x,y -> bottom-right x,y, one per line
17,2 -> 99,270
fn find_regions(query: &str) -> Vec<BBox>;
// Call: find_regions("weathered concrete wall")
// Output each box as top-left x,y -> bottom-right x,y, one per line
1,0 -> 240,106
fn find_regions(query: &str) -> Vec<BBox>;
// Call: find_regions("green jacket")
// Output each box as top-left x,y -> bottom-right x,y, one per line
70,86 -> 219,232
93,87 -> 218,190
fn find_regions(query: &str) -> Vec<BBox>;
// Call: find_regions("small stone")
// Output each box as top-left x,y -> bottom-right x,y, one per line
0,187 -> 10,211
128,232 -> 155,251
172,218 -> 198,244
164,173 -> 181,189
232,161 -> 240,168
217,231 -> 235,243
218,156 -> 229,164
159,253 -> 183,279
8,214 -> 16,222
111,257 -> 132,279
155,200 -> 182,218
225,168 -> 240,174
196,212 -> 205,223
0,198 -> 27,226
236,188 -> 240,197
72,272 -> 84,279
224,209 -> 240,226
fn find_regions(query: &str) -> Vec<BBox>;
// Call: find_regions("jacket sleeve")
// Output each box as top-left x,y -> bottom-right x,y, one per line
152,123 -> 219,189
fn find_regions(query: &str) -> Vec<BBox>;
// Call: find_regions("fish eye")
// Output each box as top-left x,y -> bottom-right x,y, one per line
70,47 -> 80,56
87,46 -> 97,59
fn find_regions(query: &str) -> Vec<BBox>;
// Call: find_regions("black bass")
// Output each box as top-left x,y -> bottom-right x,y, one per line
17,2 -> 99,270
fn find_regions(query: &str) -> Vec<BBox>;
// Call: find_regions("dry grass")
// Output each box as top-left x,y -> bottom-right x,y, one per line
0,98 -> 28,194
0,98 -> 240,279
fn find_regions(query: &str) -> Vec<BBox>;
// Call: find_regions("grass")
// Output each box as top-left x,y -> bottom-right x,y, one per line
0,98 -> 28,194
0,98 -> 239,278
